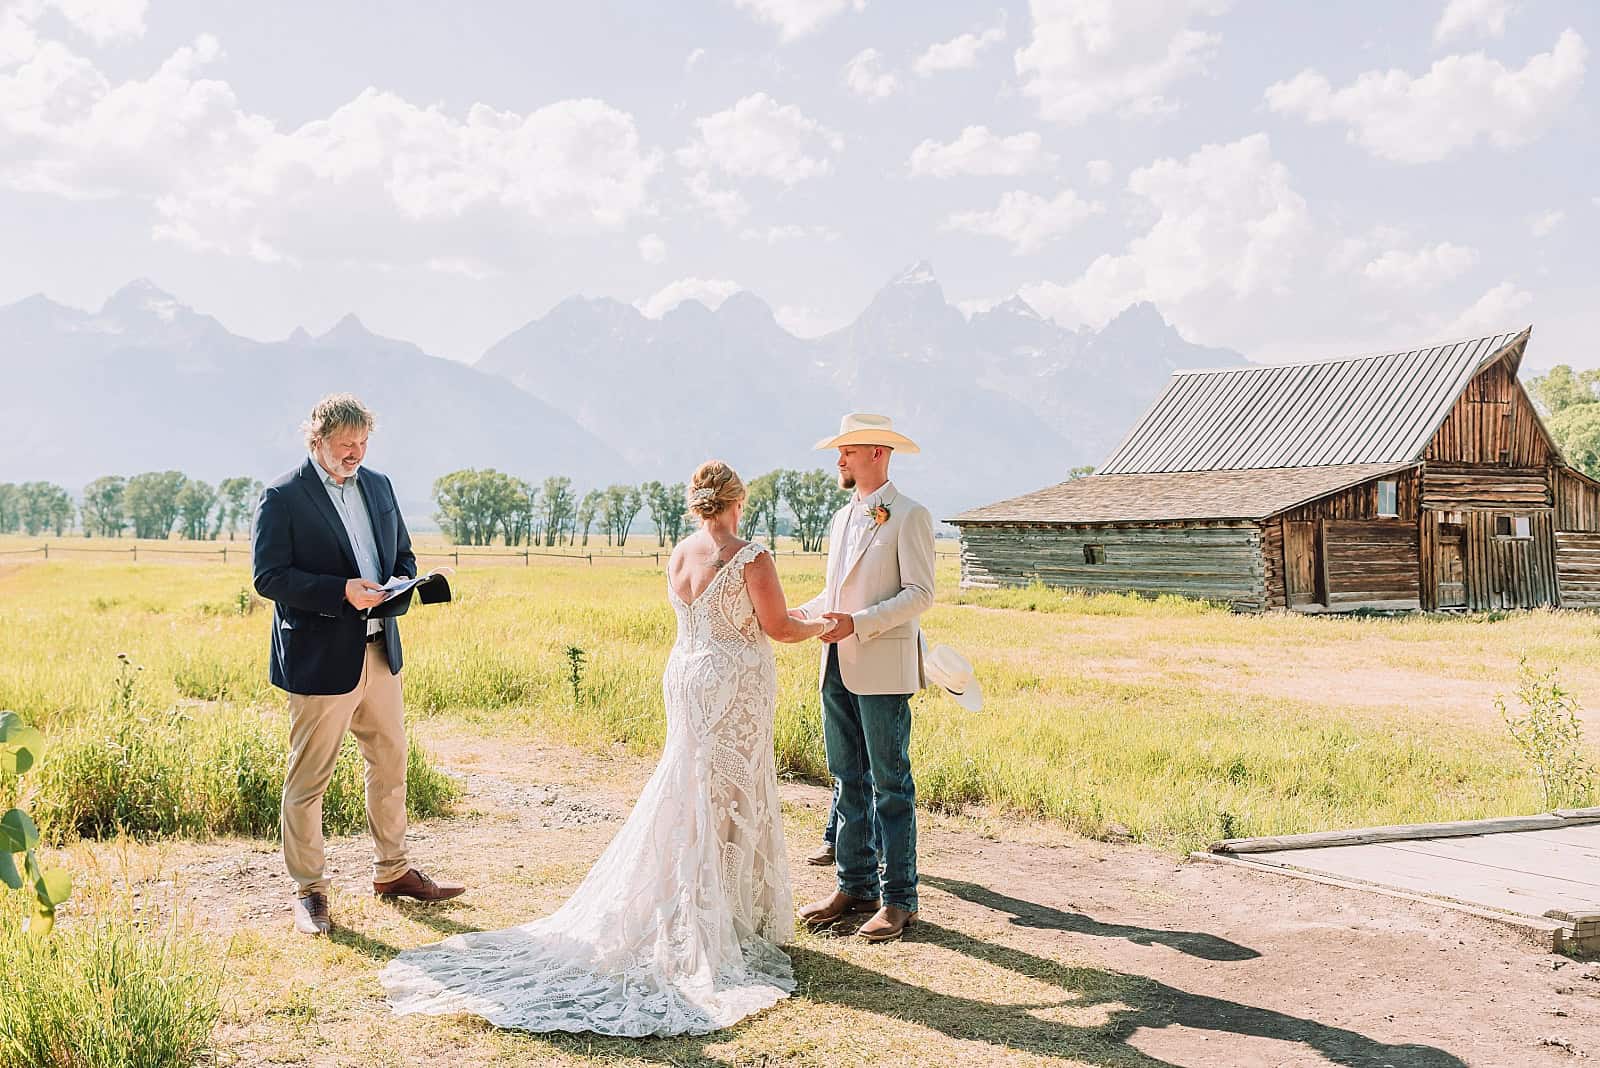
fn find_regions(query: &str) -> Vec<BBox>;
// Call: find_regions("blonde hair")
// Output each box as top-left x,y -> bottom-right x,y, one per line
301,393 -> 376,449
686,460 -> 745,520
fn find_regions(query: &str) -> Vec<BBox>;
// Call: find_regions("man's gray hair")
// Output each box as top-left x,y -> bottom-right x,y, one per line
301,393 -> 376,449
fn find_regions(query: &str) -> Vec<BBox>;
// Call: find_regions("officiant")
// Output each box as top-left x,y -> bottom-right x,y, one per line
252,392 -> 465,937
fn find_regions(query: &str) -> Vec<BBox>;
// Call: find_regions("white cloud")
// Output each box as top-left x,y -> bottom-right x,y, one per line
684,48 -> 706,72
0,29 -> 664,268
636,277 -> 742,318
1265,30 -> 1587,164
52,0 -> 147,45
956,296 -> 1005,318
913,22 -> 1005,76
1362,242 -> 1479,289
1014,0 -> 1231,123
739,223 -> 838,243
1444,280 -> 1532,336
908,126 -> 1053,178
1434,0 -> 1514,46
684,170 -> 749,226
732,0 -> 864,41
1529,209 -> 1564,237
637,232 -> 666,263
775,304 -> 845,337
1021,133 -> 1310,328
676,92 -> 842,185
943,188 -> 1102,254
1085,159 -> 1114,184
843,48 -> 899,99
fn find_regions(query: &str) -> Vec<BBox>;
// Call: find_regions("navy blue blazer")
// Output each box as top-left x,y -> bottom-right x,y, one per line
252,458 -> 418,696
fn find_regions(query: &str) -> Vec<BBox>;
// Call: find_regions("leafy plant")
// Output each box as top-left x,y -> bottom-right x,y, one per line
565,645 -> 587,703
1,711 -> 71,935
1495,659 -> 1596,810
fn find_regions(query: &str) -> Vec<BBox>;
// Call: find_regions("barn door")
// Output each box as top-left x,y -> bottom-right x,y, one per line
1436,522 -> 1466,608
1285,521 -> 1325,607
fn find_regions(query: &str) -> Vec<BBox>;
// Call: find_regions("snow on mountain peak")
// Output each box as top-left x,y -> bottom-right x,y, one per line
891,260 -> 937,286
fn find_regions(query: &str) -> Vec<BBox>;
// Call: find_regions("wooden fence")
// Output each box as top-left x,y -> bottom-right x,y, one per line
0,541 -> 959,567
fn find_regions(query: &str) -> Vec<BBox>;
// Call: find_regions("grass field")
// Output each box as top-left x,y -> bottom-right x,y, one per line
2,547 -> 1596,852
3,545 -> 1599,1066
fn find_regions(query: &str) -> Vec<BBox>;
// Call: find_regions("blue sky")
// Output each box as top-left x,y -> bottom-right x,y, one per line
1,0 -> 1595,368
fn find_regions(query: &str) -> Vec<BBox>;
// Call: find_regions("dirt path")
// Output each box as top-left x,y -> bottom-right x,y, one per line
97,726 -> 1600,1067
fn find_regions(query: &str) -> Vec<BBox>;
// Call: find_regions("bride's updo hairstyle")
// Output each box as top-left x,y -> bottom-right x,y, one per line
686,460 -> 745,521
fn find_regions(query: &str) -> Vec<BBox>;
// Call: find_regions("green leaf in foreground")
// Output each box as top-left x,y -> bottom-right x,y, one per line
0,809 -> 39,852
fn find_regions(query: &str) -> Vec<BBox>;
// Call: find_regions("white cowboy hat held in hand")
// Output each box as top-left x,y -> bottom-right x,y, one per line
921,638 -> 983,712
813,412 -> 921,454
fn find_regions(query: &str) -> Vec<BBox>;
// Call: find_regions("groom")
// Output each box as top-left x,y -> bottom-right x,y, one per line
793,413 -> 935,942
253,393 -> 465,936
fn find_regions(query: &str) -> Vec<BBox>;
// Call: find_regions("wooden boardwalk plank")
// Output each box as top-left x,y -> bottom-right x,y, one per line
1390,833 -> 1600,885
1249,840 -> 1600,918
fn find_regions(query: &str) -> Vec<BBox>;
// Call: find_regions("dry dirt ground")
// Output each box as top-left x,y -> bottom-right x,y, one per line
81,725 -> 1600,1068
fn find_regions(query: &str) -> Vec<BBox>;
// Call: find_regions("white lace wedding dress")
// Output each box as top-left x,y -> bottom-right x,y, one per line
379,541 -> 795,1036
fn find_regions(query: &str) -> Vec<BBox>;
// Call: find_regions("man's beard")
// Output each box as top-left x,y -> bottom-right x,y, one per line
838,473 -> 855,491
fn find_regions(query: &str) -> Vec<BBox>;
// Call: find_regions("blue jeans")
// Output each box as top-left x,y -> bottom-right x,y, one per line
822,777 -> 881,856
821,646 -> 917,911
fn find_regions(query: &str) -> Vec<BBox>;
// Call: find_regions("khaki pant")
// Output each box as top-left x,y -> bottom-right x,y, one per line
282,643 -> 410,896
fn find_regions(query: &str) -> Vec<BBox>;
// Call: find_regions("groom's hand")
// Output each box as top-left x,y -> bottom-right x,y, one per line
819,612 -> 854,643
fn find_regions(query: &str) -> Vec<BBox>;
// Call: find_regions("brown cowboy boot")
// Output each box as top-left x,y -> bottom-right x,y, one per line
858,904 -> 917,943
798,890 -> 879,929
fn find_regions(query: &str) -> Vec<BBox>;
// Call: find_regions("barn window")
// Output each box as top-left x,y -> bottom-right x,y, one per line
1083,544 -> 1106,564
1495,515 -> 1532,539
1377,480 -> 1398,517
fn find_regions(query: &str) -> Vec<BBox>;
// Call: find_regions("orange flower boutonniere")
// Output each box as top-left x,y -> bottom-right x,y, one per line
866,496 -> 894,526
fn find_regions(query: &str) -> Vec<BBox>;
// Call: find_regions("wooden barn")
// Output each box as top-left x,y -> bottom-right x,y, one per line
950,328 -> 1600,613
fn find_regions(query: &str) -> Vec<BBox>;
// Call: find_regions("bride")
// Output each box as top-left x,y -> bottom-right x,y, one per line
380,461 -> 828,1036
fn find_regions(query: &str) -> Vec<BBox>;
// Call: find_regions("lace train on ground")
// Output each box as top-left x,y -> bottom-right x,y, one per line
380,541 -> 793,1036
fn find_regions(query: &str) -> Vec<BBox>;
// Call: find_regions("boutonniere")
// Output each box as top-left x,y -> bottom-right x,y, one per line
865,494 -> 895,526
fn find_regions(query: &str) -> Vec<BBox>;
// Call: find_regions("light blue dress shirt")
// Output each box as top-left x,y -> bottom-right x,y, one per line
318,462 -> 385,634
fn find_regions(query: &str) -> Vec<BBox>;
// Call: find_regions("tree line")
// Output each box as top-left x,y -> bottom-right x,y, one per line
0,474 -> 262,540
432,468 -> 851,550
1531,366 -> 1600,479
0,465 -> 857,550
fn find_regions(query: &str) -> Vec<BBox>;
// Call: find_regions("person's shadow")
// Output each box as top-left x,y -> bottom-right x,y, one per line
369,882 -> 1466,1067
922,874 -> 1261,961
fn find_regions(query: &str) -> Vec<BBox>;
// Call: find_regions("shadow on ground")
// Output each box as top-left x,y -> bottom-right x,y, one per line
381,878 -> 1467,1067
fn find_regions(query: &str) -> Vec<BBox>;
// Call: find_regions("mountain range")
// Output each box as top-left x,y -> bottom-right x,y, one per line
2,264 -> 1244,521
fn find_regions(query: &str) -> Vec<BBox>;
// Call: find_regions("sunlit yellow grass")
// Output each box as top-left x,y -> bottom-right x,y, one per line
2,553 -> 1595,853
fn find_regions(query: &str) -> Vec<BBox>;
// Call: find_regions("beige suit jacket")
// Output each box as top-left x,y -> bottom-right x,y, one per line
797,486 -> 936,695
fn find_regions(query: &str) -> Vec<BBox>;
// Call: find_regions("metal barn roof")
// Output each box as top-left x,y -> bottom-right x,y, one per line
1097,328 -> 1530,475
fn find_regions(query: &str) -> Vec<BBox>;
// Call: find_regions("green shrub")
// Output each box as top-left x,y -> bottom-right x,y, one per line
0,897 -> 221,1068
30,706 -> 458,842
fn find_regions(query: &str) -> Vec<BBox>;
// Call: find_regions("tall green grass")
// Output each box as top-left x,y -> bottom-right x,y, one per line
1,559 -> 1597,853
0,895 -> 222,1068
26,705 -> 457,842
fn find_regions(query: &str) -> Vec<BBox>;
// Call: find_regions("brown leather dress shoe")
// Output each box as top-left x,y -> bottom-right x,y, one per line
798,891 -> 880,929
292,892 -> 331,935
858,905 -> 917,943
805,842 -> 835,866
373,868 -> 466,902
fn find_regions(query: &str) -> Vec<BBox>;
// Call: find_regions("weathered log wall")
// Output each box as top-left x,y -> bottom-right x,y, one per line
1555,469 -> 1600,533
1274,468 -> 1421,523
1556,531 -> 1600,609
957,522 -> 1266,611
1422,465 -> 1551,510
1321,520 -> 1421,608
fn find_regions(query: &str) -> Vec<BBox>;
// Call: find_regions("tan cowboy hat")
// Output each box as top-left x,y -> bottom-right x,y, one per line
813,412 -> 921,454
920,634 -> 983,712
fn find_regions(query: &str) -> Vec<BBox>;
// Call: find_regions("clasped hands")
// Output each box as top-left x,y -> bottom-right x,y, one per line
790,609 -> 854,643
